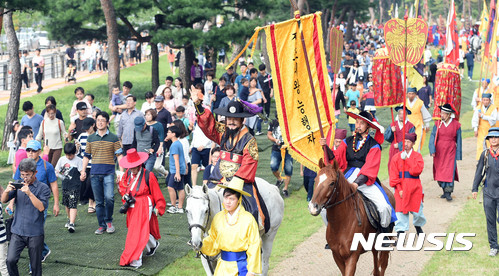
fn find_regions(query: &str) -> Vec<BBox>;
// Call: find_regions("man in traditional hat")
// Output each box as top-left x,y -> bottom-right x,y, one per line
471,78 -> 491,111
199,181 -> 261,276
384,105 -> 416,169
406,87 -> 432,152
191,87 -> 267,230
473,127 -> 499,257
389,133 -> 426,240
429,104 -> 462,201
320,111 -> 396,231
118,149 -> 166,268
472,93 -> 497,160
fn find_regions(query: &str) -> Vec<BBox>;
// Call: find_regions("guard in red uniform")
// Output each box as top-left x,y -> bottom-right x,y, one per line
118,149 -> 166,268
384,105 -> 415,169
190,88 -> 266,229
429,104 -> 462,201
389,133 -> 426,237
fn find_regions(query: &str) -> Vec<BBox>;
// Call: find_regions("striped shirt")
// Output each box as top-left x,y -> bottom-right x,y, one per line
84,130 -> 122,175
77,132 -> 91,169
0,205 -> 6,243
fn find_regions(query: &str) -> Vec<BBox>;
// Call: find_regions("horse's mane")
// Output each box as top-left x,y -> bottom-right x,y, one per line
322,161 -> 357,209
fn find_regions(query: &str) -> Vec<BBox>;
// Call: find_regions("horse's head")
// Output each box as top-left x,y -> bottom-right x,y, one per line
185,184 -> 210,251
308,158 -> 340,216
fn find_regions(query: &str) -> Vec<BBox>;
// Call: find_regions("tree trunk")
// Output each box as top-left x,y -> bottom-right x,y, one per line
368,0 -> 375,24
345,9 -> 356,43
151,42 -> 159,93
379,0 -> 384,23
2,10 -> 21,150
100,0 -> 120,98
210,49 -> 218,78
330,0 -> 338,27
180,44 -> 195,90
229,43 -> 244,73
260,32 -> 271,73
297,0 -> 307,15
337,7 -> 347,26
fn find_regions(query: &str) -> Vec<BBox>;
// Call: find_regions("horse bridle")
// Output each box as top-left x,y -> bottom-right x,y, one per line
322,170 -> 362,226
186,193 -> 221,275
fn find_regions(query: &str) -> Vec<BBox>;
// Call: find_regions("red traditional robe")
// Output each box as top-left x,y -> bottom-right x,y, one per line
118,168 -> 166,266
389,150 -> 424,213
428,119 -> 462,182
197,108 -> 258,182
384,120 -> 415,168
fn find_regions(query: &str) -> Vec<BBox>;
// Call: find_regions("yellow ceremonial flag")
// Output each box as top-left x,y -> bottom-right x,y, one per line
264,13 -> 335,171
481,0 -> 489,43
490,0 -> 499,75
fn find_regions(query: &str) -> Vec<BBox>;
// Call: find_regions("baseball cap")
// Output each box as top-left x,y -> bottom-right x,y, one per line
134,116 -> 146,132
81,117 -> 95,131
76,102 -> 88,110
154,95 -> 164,102
26,140 -> 42,151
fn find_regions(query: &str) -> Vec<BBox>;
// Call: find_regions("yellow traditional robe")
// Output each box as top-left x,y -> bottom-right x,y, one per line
201,205 -> 262,275
407,98 -> 428,152
475,104 -> 497,159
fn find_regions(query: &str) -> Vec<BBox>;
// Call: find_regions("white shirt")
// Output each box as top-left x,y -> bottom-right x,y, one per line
190,124 -> 213,149
141,102 -> 155,113
179,137 -> 191,164
472,104 -> 497,131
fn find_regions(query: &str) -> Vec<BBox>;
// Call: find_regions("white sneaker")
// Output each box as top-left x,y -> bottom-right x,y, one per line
176,208 -> 184,214
167,206 -> 177,214
489,248 -> 498,257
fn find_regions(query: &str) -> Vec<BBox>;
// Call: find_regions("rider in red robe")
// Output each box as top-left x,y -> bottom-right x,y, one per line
190,87 -> 267,230
384,105 -> 415,169
428,104 -> 462,201
118,149 -> 166,268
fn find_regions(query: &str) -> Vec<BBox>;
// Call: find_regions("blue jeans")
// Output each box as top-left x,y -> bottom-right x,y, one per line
87,58 -> 95,72
468,64 -> 474,79
270,149 -> 293,176
303,176 -> 315,202
256,118 -> 262,133
91,174 -> 115,228
145,154 -> 156,172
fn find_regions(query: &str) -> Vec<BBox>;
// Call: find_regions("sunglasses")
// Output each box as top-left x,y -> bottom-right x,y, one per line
26,148 -> 39,153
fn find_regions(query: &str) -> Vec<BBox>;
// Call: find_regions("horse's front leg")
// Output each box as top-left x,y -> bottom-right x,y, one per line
343,251 -> 361,276
331,250 -> 346,275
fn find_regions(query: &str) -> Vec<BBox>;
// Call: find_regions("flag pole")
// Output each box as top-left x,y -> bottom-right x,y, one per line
402,13 -> 409,183
290,1 -> 329,161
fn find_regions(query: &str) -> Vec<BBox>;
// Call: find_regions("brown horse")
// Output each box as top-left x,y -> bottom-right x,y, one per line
308,159 -> 396,276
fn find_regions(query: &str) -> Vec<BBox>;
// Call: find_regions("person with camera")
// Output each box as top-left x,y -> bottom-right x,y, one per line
2,158 -> 51,276
132,116 -> 160,172
117,149 -> 165,268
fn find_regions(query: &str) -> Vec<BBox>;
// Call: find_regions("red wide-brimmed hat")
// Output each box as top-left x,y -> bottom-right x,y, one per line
119,149 -> 149,169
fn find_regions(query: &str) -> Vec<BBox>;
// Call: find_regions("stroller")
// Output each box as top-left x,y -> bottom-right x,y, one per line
65,60 -> 77,83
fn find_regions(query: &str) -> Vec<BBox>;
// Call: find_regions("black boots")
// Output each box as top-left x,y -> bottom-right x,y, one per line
440,188 -> 446,198
444,192 -> 453,201
415,226 -> 424,235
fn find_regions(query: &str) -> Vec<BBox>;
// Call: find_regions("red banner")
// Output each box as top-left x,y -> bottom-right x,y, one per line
433,63 -> 461,119
444,0 -> 459,66
372,48 -> 404,107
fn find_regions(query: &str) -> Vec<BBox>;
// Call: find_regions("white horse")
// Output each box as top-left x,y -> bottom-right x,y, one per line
185,177 -> 284,276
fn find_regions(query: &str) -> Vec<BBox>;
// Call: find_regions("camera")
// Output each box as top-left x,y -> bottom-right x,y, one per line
10,180 -> 24,190
119,193 -> 136,214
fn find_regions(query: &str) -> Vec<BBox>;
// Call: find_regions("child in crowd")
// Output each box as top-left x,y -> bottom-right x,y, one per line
85,93 -> 101,117
69,87 -> 92,122
163,87 -> 178,117
345,83 -> 360,109
203,147 -> 220,188
13,128 -> 32,174
141,91 -> 155,113
55,143 -> 83,233
175,106 -> 190,132
7,121 -> 20,165
181,95 -> 196,125
347,100 -> 359,134
110,85 -> 124,122
166,126 -> 186,214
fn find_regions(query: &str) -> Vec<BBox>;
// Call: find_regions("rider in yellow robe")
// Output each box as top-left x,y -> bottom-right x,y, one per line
406,87 -> 432,152
472,93 -> 497,160
201,178 -> 262,276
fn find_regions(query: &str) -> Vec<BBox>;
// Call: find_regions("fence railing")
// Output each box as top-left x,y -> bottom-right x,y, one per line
0,50 -> 84,91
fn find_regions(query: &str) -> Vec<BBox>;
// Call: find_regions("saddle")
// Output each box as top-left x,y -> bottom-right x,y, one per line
358,191 -> 382,231
241,183 -> 270,234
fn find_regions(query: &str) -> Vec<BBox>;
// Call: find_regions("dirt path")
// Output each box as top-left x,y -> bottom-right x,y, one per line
270,137 -> 476,276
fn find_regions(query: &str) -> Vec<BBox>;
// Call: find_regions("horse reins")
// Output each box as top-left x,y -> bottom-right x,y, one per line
323,170 -> 363,226
186,192 -> 221,275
